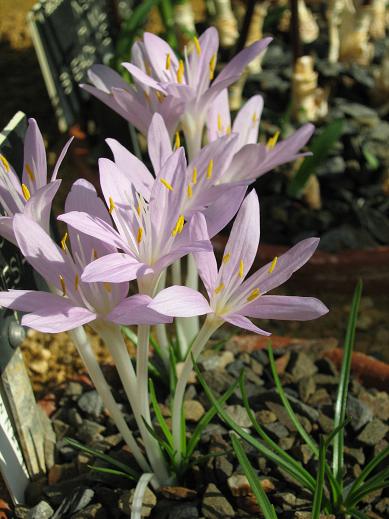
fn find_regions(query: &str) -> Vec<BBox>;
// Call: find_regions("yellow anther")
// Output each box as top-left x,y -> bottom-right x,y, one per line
0,154 -> 10,172
109,196 -> 115,214
177,59 -> 185,84
252,112 -> 258,124
217,113 -> 222,132
192,167 -> 197,185
74,273 -> 79,291
209,53 -> 216,80
193,36 -> 201,55
61,232 -> 68,252
165,53 -> 171,70
92,248 -> 98,260
103,282 -> 112,293
239,260 -> 244,278
226,125 -> 231,135
143,91 -> 151,104
222,253 -> 231,264
160,178 -> 173,191
155,91 -> 166,103
206,159 -> 213,179
59,275 -> 67,296
137,227 -> 143,244
21,183 -> 31,201
247,288 -> 260,302
175,131 -> 180,149
25,163 -> 35,182
145,63 -> 152,76
187,184 -> 193,199
268,256 -> 278,274
214,282 -> 224,294
172,215 -> 185,236
266,131 -> 280,150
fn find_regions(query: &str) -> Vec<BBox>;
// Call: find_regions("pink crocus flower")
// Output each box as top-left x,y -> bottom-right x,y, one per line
0,118 -> 73,245
83,28 -> 271,156
0,180 -> 171,332
58,148 -> 212,286
148,190 -> 329,333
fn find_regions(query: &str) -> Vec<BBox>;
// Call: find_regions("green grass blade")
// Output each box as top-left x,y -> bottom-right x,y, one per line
345,445 -> 389,501
149,378 -> 174,448
231,434 -> 278,519
88,465 -> 135,480
65,437 -> 139,478
287,119 -> 344,197
350,510 -> 371,519
346,476 -> 389,510
311,437 -> 326,519
332,280 -> 363,486
141,417 -> 176,463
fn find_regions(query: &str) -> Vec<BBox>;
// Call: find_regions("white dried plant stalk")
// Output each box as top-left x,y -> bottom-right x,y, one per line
338,2 -> 374,65
214,0 -> 239,48
173,0 -> 196,47
298,0 -> 319,43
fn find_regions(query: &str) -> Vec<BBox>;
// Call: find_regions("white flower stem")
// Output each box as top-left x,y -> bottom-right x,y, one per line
68,326 -> 151,476
171,259 -> 190,359
182,254 -> 200,347
93,321 -> 169,486
172,316 -> 222,462
154,269 -> 170,369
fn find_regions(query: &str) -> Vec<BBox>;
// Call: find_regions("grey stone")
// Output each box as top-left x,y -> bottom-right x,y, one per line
14,506 -> 29,519
264,422 -> 289,439
347,395 -> 373,431
341,102 -> 379,126
225,405 -> 251,428
357,419 -> 389,446
202,483 -> 235,518
78,391 -> 103,418
70,503 -> 105,518
27,501 -> 54,519
118,488 -> 156,517
76,420 -> 105,443
65,382 -> 83,397
289,352 -> 317,382
184,400 -> 205,422
202,370 -> 235,394
68,408 -> 83,427
344,447 -> 365,465
298,377 -> 316,403
200,351 -> 234,371
167,504 -> 199,519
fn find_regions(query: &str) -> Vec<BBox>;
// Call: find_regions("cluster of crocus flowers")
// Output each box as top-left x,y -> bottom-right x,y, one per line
0,30 -> 328,488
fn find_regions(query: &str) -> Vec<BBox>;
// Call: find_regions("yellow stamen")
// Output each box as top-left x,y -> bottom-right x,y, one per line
247,288 -> 260,302
206,159 -> 213,179
21,183 -> 31,201
25,163 -> 35,182
92,248 -> 98,260
239,260 -> 244,278
109,196 -> 115,214
143,91 -> 151,104
103,282 -> 112,293
252,112 -> 258,123
61,232 -> 68,252
172,215 -> 185,236
215,282 -> 224,294
137,227 -> 143,244
175,131 -> 180,149
177,59 -> 184,84
193,36 -> 201,55
217,113 -> 222,132
160,178 -> 173,191
145,63 -> 152,76
266,131 -> 280,150
187,184 -> 193,199
59,275 -> 66,296
192,167 -> 197,185
226,125 -> 231,135
74,273 -> 79,291
0,154 -> 10,172
165,53 -> 171,70
268,256 -> 278,274
209,53 -> 216,80
155,91 -> 166,103
222,253 -> 231,264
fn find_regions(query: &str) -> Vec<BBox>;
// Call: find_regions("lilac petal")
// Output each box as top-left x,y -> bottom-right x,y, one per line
242,295 -> 329,321
13,213 -> 72,289
81,253 -> 152,283
51,136 -> 73,181
238,237 -> 320,300
202,185 -> 246,238
213,38 -> 272,87
108,294 -> 173,325
147,113 -> 172,173
58,211 -> 129,253
24,180 -> 61,233
0,216 -> 16,245
22,304 -> 96,333
143,32 -> 179,82
122,62 -> 167,92
200,75 -> 241,112
111,87 -> 152,135
217,190 -> 260,292
23,118 -> 47,190
221,144 -> 267,184
273,123 -> 314,157
153,237 -> 213,274
0,289 -> 69,312
233,95 -> 264,149
189,27 -> 219,93
106,139 -> 154,200
148,286 -> 212,317
190,213 -> 218,298
223,313 -> 271,336
88,64 -> 131,92
207,89 -> 230,142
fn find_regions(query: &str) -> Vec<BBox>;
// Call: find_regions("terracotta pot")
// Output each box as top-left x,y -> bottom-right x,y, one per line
212,236 -> 389,295
229,333 -> 389,391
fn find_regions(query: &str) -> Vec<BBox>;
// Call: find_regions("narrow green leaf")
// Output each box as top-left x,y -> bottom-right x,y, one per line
141,417 -> 176,463
88,465 -> 135,480
149,378 -> 174,448
311,437 -> 326,519
64,437 -> 139,478
332,280 -> 363,487
350,510 -> 371,519
362,145 -> 379,170
231,434 -> 278,519
288,120 -> 344,197
127,0 -> 161,32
